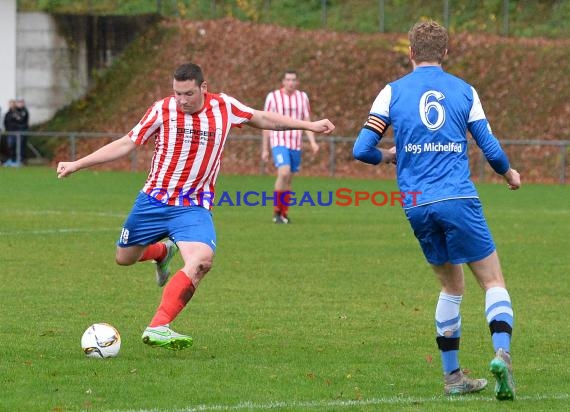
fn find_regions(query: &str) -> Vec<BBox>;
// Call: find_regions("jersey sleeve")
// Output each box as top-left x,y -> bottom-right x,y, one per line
467,87 -> 510,175
128,100 -> 163,145
353,126 -> 383,164
370,85 -> 392,118
353,85 -> 392,165
223,94 -> 254,127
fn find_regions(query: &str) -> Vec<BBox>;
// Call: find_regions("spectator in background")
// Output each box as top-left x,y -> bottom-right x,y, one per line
0,104 -> 2,165
15,98 -> 30,164
261,69 -> 319,224
3,99 -> 23,167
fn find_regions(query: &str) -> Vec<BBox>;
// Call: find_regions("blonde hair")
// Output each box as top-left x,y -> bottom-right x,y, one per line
409,21 -> 448,64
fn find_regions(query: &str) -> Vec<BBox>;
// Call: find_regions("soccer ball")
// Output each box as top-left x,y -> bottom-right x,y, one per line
81,323 -> 121,358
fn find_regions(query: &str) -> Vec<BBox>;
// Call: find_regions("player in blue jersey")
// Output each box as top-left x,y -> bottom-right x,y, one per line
353,21 -> 520,400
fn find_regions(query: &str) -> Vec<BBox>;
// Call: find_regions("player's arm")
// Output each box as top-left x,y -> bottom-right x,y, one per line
260,94 -> 273,162
468,87 -> 520,190
353,114 -> 395,165
261,129 -> 271,162
57,135 -> 137,178
303,114 -> 319,155
248,110 -> 334,135
469,121 -> 521,190
354,85 -> 395,165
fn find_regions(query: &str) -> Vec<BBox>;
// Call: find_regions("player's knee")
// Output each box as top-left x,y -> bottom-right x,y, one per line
116,257 -> 129,266
185,258 -> 212,279
197,260 -> 213,276
278,167 -> 291,179
480,278 -> 505,290
115,257 -> 131,266
115,252 -> 136,266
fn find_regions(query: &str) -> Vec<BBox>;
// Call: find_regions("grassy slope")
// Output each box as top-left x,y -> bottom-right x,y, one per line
35,18 -> 570,183
41,18 -> 570,141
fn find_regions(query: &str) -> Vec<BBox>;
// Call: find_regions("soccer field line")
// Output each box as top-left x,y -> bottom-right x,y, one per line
0,209 -> 124,236
490,209 -> 570,216
10,209 -> 126,218
0,227 -> 118,236
118,393 -> 570,411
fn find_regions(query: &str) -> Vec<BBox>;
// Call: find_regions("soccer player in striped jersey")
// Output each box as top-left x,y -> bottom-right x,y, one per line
57,63 -> 334,351
261,70 -> 319,224
353,21 -> 520,400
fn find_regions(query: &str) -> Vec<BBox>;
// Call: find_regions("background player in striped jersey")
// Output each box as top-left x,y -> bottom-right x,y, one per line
57,63 -> 334,351
353,21 -> 519,399
261,70 -> 319,224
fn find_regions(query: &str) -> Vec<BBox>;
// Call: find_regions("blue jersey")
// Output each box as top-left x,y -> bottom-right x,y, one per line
354,66 -> 509,208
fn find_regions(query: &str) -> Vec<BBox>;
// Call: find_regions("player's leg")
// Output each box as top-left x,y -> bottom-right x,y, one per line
143,241 -> 213,348
271,146 -> 292,223
116,241 -> 177,286
433,262 -> 464,379
142,206 -> 216,350
149,242 -> 214,328
468,253 -> 515,400
115,244 -> 147,265
275,164 -> 291,192
280,149 -> 301,223
276,166 -> 292,222
116,192 -> 177,285
444,198 -> 515,400
432,263 -> 488,395
405,202 -> 487,395
139,239 -> 178,286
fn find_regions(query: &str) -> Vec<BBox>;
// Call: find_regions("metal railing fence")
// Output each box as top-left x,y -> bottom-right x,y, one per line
1,131 -> 568,184
18,0 -> 570,38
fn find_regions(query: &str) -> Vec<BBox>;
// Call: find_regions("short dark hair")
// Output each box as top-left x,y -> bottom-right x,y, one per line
174,63 -> 205,84
282,69 -> 298,79
409,21 -> 448,64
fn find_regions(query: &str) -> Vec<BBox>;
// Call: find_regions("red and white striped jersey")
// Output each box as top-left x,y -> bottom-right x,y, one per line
263,88 -> 311,150
128,92 -> 254,208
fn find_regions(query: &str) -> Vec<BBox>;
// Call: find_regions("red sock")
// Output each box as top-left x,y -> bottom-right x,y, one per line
273,190 -> 282,214
149,271 -> 196,327
281,192 -> 291,217
138,243 -> 166,262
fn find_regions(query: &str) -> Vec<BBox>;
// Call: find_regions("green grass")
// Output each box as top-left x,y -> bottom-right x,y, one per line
18,0 -> 570,38
1,167 -> 569,411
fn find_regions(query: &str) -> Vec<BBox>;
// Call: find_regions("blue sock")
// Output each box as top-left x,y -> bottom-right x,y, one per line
485,287 -> 514,353
435,292 -> 462,374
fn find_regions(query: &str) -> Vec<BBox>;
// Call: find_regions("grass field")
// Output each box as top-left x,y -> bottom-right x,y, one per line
1,167 -> 569,411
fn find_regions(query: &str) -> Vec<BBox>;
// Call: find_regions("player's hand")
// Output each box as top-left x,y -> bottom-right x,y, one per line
503,168 -> 521,190
57,161 -> 78,178
311,119 -> 335,135
382,146 -> 397,164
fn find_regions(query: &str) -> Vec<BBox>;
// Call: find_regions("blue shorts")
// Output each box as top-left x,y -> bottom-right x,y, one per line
272,146 -> 301,173
404,198 -> 495,265
117,192 -> 216,251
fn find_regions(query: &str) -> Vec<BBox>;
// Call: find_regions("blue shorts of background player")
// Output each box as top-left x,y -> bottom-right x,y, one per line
118,192 -> 217,252
404,198 -> 495,265
272,146 -> 302,173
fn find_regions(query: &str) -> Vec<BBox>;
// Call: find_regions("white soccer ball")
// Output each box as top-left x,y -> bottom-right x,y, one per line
81,323 -> 121,358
